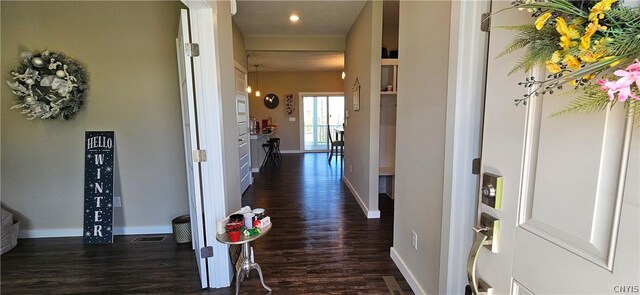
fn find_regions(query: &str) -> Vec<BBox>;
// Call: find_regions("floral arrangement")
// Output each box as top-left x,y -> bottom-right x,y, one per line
285,93 -> 295,115
499,0 -> 639,120
6,50 -> 89,120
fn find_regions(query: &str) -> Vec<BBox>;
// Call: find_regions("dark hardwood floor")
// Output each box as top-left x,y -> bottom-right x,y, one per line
1,153 -> 412,294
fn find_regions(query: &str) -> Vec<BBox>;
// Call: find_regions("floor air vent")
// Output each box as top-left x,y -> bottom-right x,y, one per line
131,236 -> 167,243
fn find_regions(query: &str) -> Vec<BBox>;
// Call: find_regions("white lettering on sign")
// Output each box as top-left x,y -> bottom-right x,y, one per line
94,196 -> 104,207
93,225 -> 103,237
87,136 -> 113,150
94,182 -> 103,193
94,154 -> 104,165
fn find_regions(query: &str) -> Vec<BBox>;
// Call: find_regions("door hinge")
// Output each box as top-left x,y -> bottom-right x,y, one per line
185,43 -> 200,57
200,246 -> 214,258
480,12 -> 491,32
472,158 -> 481,175
192,149 -> 207,162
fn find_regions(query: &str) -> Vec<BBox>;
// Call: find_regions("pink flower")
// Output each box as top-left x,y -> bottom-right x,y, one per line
597,61 -> 640,102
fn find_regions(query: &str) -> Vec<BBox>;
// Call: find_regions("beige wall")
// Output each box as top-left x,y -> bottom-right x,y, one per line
382,23 -> 399,52
232,21 -> 247,70
342,0 -> 382,217
216,0 -> 243,214
393,1 -> 452,294
1,1 -> 189,236
248,71 -> 344,151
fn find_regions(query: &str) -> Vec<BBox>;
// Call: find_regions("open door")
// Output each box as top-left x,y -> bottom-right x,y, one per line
468,1 -> 639,294
176,8 -> 209,289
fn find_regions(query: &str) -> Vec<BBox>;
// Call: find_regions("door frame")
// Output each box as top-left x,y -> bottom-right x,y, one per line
298,92 -> 345,153
438,1 -> 491,294
180,0 -> 233,288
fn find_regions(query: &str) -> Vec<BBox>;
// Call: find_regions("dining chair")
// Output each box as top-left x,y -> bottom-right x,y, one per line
328,126 -> 344,162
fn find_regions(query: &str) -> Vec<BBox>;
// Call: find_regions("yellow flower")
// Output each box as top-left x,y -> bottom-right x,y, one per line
535,12 -> 552,30
560,35 -> 577,51
555,17 -> 568,33
563,55 -> 582,70
551,51 -> 562,63
555,17 -> 580,39
580,20 -> 599,50
589,0 -> 617,21
578,51 -> 604,63
546,61 -> 562,73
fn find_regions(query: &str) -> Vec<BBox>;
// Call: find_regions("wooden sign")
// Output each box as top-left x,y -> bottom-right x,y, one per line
83,131 -> 115,244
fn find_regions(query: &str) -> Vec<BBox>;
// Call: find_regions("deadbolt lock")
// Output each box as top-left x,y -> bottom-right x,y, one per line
480,173 -> 502,210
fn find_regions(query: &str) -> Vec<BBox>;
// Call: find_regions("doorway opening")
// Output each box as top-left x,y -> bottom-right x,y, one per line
299,93 -> 345,152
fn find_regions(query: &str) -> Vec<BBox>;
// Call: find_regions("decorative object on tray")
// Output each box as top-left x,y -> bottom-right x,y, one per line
226,220 -> 243,242
6,50 -> 89,120
285,94 -> 295,115
497,0 -> 640,120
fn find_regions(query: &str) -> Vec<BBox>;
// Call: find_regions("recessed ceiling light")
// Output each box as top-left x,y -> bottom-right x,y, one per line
289,15 -> 300,22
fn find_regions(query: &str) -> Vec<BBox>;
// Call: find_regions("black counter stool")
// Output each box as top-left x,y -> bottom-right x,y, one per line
261,142 -> 279,168
268,138 -> 281,162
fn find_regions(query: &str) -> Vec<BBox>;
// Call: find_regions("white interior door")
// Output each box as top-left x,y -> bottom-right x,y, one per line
176,9 -> 208,289
473,1 -> 640,294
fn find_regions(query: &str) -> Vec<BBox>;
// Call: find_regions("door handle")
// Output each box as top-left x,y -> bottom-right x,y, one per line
466,213 -> 499,295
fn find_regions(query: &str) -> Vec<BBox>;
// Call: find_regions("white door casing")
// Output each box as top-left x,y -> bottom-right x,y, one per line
176,8 -> 208,289
476,1 -> 640,294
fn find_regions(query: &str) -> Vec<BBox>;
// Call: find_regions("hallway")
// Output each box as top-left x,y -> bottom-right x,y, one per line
237,152 -> 412,293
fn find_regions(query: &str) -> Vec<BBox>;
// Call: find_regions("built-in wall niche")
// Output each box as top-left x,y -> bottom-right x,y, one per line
381,59 -> 398,94
379,0 -> 399,198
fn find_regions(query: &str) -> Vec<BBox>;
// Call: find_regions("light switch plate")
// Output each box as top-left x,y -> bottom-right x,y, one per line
289,117 -> 296,121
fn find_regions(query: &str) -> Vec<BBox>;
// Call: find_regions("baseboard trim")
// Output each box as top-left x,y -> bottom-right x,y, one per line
280,150 -> 302,154
342,176 -> 380,219
18,226 -> 173,239
390,247 -> 427,295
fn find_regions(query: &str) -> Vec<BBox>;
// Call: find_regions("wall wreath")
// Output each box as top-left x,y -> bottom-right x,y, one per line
6,50 -> 89,120
496,0 -> 640,122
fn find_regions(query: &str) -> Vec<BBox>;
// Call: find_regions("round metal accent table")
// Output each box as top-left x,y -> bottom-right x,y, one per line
216,223 -> 272,295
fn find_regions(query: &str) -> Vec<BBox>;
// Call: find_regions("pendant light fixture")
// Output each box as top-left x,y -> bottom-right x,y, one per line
254,65 -> 261,97
246,55 -> 252,94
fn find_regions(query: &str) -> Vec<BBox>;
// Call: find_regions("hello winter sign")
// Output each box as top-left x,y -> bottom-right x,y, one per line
83,131 -> 115,244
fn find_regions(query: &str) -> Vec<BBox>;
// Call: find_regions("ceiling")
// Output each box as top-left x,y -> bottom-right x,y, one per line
234,0 -> 364,72
234,0 -> 366,36
234,0 -> 397,72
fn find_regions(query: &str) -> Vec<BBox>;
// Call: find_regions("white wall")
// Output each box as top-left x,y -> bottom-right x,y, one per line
1,1 -> 189,237
342,0 -> 382,218
391,1 -> 452,294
